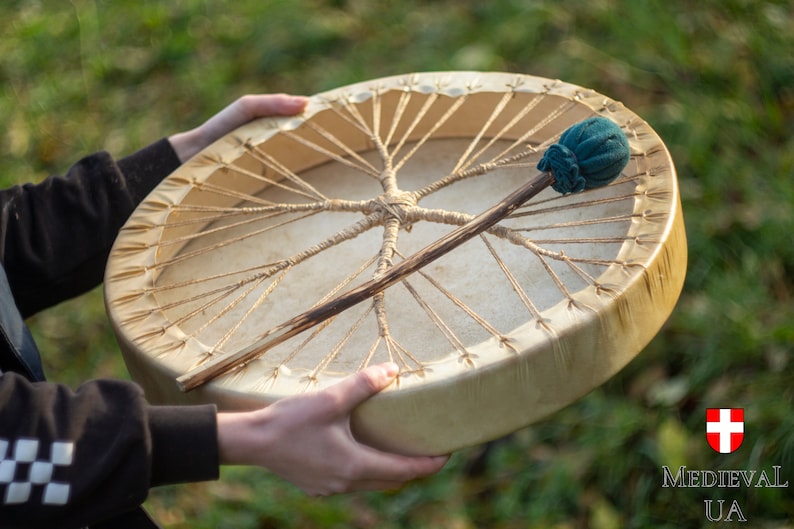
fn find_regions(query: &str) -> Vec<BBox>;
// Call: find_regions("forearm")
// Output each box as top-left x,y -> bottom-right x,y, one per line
0,372 -> 219,529
0,139 -> 181,316
216,411 -> 266,467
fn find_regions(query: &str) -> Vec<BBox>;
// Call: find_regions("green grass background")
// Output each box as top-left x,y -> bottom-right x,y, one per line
1,1 -> 792,527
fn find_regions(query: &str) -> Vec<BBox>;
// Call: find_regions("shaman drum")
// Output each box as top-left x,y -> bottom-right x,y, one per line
105,72 -> 686,456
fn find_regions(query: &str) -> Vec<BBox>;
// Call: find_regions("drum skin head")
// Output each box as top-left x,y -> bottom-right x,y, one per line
105,72 -> 687,455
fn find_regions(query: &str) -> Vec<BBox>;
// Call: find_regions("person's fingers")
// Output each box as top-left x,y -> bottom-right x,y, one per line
235,94 -> 308,120
170,94 -> 307,162
321,362 -> 400,413
303,451 -> 449,497
328,452 -> 449,496
330,435 -> 449,483
355,448 -> 449,482
202,94 -> 307,144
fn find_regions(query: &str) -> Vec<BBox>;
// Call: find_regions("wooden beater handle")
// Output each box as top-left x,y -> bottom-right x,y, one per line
177,115 -> 630,391
177,171 -> 555,391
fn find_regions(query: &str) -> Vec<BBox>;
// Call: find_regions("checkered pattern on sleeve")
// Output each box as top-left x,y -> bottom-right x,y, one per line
0,437 -> 74,506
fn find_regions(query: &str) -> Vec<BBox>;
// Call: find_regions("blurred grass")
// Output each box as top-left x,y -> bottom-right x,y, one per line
1,0 -> 792,527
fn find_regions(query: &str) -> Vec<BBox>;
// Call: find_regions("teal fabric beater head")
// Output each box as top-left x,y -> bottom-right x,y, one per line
537,116 -> 631,195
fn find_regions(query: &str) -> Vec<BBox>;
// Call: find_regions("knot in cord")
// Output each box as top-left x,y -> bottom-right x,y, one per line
384,191 -> 417,208
376,191 -> 417,222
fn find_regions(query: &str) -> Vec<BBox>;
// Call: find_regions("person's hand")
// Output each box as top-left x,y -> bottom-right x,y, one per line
169,94 -> 308,162
216,363 -> 449,496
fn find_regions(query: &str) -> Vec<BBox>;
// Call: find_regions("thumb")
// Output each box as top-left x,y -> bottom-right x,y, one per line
326,362 -> 399,412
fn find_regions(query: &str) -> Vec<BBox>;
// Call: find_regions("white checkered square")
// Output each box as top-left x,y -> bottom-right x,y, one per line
5,482 -> 31,504
0,437 -> 74,506
50,441 -> 73,466
13,439 -> 38,462
30,461 -> 53,484
43,482 -> 70,505
0,459 -> 16,483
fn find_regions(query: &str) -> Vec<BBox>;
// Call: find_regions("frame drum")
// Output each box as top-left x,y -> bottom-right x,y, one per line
105,72 -> 686,455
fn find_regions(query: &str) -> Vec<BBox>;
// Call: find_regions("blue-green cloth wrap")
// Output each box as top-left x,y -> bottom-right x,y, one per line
536,116 -> 631,194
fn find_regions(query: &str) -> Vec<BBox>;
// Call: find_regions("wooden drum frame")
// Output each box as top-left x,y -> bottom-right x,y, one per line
105,72 -> 687,455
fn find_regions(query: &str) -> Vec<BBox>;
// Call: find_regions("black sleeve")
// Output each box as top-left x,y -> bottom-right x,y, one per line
0,371 -> 219,529
0,139 -> 181,317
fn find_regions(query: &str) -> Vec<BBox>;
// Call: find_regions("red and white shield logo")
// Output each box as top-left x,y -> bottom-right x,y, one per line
706,408 -> 744,453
